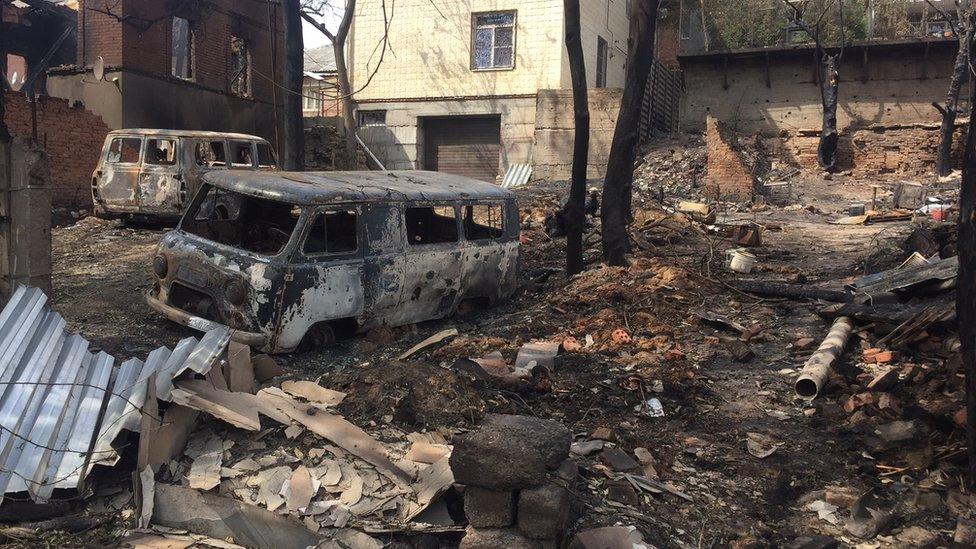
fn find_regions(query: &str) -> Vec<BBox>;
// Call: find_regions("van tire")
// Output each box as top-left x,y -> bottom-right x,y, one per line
299,323 -> 336,352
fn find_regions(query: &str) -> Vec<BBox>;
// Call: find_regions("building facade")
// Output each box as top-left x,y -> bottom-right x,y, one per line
46,0 -> 284,148
348,0 -> 637,182
303,44 -> 342,119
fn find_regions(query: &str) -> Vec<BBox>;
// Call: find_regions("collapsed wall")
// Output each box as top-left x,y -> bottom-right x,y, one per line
3,92 -> 109,209
704,116 -> 757,200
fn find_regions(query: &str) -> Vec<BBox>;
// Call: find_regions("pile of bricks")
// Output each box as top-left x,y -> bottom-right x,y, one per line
704,115 -> 757,201
450,414 -> 576,549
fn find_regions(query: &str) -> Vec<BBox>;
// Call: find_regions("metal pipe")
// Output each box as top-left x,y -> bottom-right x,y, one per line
795,316 -> 854,398
355,132 -> 385,171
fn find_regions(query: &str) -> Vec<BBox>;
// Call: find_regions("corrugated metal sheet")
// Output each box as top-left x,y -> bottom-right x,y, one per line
501,163 -> 532,188
0,286 -> 230,503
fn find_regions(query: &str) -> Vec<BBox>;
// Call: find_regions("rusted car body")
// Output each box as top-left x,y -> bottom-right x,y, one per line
91,129 -> 277,220
146,170 -> 519,353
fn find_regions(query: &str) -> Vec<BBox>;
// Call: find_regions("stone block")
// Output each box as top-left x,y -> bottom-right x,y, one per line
517,482 -> 574,540
459,526 -> 541,549
450,414 -> 571,490
464,487 -> 514,528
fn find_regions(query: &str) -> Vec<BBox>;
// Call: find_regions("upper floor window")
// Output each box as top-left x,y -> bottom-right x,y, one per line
472,12 -> 515,70
172,17 -> 193,80
596,36 -> 608,88
230,36 -> 251,98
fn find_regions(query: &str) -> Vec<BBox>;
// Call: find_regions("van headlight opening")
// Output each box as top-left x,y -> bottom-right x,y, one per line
225,280 -> 246,305
152,255 -> 168,278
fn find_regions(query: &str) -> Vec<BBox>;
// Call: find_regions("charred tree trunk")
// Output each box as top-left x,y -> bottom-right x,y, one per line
601,0 -> 658,266
936,17 -> 975,177
282,0 -> 306,171
563,0 -> 589,276
818,54 -> 839,170
959,30 -> 976,492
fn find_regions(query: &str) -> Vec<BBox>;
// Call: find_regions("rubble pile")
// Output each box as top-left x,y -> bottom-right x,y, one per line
450,414 -> 576,548
632,136 -> 707,202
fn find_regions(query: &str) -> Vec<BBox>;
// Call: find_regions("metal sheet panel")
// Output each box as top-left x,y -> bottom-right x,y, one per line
501,163 -> 532,189
0,287 -> 231,502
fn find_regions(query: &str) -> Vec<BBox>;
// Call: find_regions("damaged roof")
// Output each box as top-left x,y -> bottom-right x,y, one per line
106,129 -> 270,141
202,170 -> 514,205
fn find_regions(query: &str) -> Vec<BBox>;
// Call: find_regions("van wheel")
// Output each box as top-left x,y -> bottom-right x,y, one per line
299,323 -> 336,352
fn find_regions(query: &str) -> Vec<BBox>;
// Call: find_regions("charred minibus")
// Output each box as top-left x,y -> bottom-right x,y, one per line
91,129 -> 277,220
146,170 -> 519,353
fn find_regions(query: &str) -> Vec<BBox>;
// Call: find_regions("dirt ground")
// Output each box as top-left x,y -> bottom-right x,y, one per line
36,164 -> 968,548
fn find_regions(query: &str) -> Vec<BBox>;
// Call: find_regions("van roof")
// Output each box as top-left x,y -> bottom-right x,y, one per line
107,129 -> 269,141
202,170 -> 513,205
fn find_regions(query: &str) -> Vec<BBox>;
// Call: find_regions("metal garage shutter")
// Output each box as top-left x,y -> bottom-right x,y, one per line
423,116 -> 501,182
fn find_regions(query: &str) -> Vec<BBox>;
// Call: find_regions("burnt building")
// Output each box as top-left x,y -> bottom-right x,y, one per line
47,0 -> 285,148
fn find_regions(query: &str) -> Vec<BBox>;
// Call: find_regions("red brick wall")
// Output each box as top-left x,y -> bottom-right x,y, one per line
77,0 -> 282,104
656,6 -> 681,70
3,92 -> 110,208
704,116 -> 756,200
781,123 -> 968,176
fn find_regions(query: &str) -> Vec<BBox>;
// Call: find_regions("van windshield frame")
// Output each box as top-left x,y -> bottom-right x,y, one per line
180,183 -> 303,257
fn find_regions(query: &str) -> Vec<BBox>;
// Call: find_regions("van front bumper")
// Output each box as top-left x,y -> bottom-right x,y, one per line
146,293 -> 268,349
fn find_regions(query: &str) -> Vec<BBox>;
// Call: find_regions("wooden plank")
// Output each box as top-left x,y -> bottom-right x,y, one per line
852,255 -> 958,298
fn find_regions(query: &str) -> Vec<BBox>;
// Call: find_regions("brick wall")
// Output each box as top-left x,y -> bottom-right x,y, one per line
780,123 -> 968,176
3,92 -> 109,208
704,116 -> 755,200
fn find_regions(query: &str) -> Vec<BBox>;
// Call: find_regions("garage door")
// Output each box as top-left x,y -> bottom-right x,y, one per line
423,116 -> 501,182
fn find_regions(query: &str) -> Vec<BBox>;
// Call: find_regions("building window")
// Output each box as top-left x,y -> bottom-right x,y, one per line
303,84 -> 322,112
230,36 -> 251,97
472,11 -> 516,70
596,36 -> 608,88
5,54 -> 26,91
358,110 -> 387,126
172,16 -> 193,80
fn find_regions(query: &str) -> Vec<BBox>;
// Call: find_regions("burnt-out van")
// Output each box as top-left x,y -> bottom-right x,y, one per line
146,170 -> 519,353
91,129 -> 277,220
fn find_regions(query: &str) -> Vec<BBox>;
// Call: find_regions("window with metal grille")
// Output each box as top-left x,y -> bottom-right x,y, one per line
230,36 -> 251,97
472,12 -> 516,70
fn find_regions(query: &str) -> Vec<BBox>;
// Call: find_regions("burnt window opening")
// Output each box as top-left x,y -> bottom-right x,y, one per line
596,36 -> 608,88
5,54 -> 26,91
172,16 -> 193,80
405,206 -> 458,245
107,137 -> 142,164
195,140 -> 227,167
303,210 -> 358,255
472,11 -> 515,70
230,142 -> 254,168
230,36 -> 251,97
463,204 -> 504,240
146,138 -> 177,165
184,185 -> 300,256
257,143 -> 277,168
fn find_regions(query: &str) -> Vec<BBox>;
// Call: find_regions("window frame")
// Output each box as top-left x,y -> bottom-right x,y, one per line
194,139 -> 229,169
171,16 -> 194,81
300,206 -> 362,259
105,136 -> 145,166
470,10 -> 517,72
357,110 -> 387,126
229,141 -> 257,169
596,36 -> 608,88
230,35 -> 252,98
404,203 -> 460,247
144,137 -> 179,167
462,201 -> 506,242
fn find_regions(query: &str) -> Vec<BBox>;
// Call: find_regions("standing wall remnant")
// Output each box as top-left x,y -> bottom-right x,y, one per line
0,137 -> 52,302
704,116 -> 756,201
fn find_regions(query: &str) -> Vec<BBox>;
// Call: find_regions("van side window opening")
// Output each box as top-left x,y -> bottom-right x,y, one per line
303,210 -> 358,255
107,137 -> 142,163
463,204 -> 504,240
230,142 -> 254,167
146,138 -> 177,165
184,185 -> 300,256
405,206 -> 458,245
196,141 -> 227,167
257,143 -> 276,168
